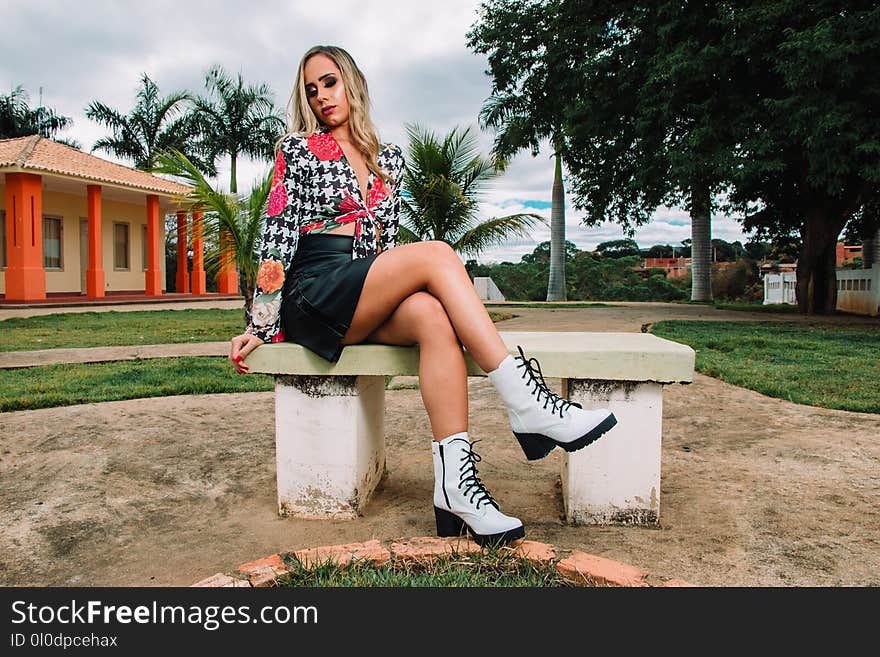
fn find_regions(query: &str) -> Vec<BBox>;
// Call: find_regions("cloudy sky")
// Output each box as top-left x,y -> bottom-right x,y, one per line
1,0 -> 751,263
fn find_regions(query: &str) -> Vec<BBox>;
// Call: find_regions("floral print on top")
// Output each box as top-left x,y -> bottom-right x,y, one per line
245,126 -> 405,343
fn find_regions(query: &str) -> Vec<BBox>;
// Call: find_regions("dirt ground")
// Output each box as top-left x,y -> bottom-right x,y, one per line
1,302 -> 878,587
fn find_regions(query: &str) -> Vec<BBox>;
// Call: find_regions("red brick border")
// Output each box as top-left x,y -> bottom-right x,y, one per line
192,537 -> 697,588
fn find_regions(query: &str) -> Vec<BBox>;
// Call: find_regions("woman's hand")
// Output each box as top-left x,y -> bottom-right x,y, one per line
229,332 -> 264,374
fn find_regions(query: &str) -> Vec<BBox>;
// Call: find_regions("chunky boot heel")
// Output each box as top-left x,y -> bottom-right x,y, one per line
434,506 -> 465,537
514,433 -> 556,461
432,433 -> 525,547
489,346 -> 619,459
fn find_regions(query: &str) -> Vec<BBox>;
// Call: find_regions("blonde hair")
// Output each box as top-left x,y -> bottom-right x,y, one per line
277,45 -> 393,186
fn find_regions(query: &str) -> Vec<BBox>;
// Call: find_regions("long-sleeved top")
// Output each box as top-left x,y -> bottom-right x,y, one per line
245,126 -> 405,343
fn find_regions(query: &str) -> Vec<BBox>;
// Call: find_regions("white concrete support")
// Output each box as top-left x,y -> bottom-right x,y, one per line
473,276 -> 506,301
274,374 -> 386,519
560,379 -> 663,525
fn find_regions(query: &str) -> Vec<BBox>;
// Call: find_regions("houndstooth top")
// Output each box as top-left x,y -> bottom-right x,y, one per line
245,126 -> 405,343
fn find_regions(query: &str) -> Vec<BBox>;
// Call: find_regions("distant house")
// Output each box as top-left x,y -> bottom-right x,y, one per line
637,256 -> 738,279
1,135 -> 238,304
642,256 -> 690,279
836,243 -> 862,267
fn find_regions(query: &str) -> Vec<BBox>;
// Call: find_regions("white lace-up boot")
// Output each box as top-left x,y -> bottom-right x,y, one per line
432,432 -> 525,546
488,346 -> 618,461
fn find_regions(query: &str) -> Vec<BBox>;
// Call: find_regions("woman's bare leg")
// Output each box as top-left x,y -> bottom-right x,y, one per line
342,240 -> 510,373
360,291 -> 467,441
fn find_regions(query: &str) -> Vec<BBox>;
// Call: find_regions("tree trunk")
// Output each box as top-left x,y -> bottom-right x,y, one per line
230,152 -> 237,194
797,208 -> 843,314
546,149 -> 567,301
690,185 -> 713,302
863,227 -> 880,270
240,274 -> 253,330
863,236 -> 875,270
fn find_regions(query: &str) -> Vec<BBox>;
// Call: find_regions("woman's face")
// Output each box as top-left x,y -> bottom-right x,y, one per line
303,53 -> 350,128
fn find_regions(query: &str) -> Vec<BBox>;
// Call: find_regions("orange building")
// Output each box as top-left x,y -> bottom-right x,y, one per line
836,242 -> 862,267
0,135 -> 240,305
641,257 -> 690,278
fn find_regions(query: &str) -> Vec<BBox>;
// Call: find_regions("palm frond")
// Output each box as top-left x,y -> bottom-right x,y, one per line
453,213 -> 546,257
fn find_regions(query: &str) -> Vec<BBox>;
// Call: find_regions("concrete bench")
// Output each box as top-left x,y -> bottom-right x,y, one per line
244,331 -> 695,525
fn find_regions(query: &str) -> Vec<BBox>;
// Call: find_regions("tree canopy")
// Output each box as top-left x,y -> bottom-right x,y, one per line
1,85 -> 78,147
86,73 -> 209,173
398,123 -> 543,256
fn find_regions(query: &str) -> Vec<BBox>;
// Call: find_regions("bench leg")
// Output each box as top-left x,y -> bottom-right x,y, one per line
560,379 -> 663,526
274,375 -> 386,519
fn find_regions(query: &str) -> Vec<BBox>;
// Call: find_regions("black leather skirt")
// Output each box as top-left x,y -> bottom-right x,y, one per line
280,232 -> 380,362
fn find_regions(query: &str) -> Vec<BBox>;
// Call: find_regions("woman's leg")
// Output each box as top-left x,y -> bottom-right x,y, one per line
363,290 -> 525,546
360,291 -> 468,441
341,241 -> 510,373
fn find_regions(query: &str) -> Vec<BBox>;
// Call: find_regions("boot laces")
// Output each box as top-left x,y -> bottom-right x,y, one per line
457,440 -> 499,511
514,345 -> 582,418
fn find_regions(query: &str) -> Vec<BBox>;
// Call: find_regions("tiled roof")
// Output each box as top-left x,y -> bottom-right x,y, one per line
0,135 -> 191,196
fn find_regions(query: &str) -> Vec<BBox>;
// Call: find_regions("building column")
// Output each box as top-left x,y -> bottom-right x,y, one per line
4,172 -> 46,301
216,227 -> 238,294
145,194 -> 162,296
86,184 -> 105,297
190,210 -> 206,294
175,210 -> 189,293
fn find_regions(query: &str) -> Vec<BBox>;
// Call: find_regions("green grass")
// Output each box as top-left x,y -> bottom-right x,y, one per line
651,320 -> 880,414
0,357 -> 274,412
0,308 -> 514,352
0,309 -> 248,352
277,548 -> 573,587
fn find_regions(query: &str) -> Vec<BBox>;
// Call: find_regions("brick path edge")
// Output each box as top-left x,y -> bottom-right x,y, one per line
191,537 -> 698,588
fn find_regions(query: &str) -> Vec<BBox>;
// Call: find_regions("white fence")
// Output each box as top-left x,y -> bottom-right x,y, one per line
763,271 -> 798,305
763,266 -> 880,316
836,266 -> 880,317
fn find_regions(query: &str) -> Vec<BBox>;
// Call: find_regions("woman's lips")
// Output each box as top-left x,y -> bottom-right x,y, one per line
322,105 -> 336,116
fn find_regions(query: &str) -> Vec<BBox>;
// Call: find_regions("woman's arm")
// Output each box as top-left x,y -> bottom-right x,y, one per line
245,137 -> 303,342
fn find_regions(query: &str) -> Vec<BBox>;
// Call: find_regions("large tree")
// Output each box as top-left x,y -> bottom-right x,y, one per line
725,0 -> 880,313
467,4 -> 574,300
397,123 -> 543,257
190,65 -> 284,194
469,1 -> 880,313
86,73 -> 210,173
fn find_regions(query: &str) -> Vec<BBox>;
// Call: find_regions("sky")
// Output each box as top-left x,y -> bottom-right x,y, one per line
1,0 -> 752,264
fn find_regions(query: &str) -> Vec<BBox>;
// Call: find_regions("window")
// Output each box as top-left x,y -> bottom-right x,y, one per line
114,222 -> 130,270
43,216 -> 63,269
1,210 -> 5,268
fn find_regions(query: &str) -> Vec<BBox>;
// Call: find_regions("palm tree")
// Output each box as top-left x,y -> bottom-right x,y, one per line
85,73 -> 211,174
190,65 -> 284,194
399,123 -> 543,258
479,92 -> 568,300
152,149 -> 272,327
1,85 -> 78,146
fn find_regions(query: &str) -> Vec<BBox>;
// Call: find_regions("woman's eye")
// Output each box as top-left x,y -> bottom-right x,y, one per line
324,77 -> 336,88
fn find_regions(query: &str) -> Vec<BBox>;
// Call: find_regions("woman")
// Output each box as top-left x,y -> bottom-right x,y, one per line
228,45 -> 617,546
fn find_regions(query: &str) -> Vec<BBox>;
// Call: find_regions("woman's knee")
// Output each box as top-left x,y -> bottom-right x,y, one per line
401,292 -> 457,342
424,240 -> 459,263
